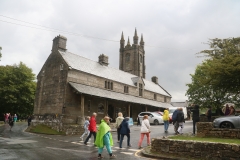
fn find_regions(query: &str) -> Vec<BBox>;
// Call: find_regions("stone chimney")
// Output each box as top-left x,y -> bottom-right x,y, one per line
152,76 -> 158,84
98,54 -> 109,66
52,35 -> 67,53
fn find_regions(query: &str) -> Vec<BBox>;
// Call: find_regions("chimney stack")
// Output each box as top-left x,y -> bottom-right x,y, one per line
52,35 -> 67,53
98,54 -> 109,66
152,76 -> 158,84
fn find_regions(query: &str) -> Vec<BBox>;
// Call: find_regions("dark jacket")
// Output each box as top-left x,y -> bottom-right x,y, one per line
176,111 -> 185,123
172,109 -> 179,122
119,118 -> 130,135
191,105 -> 200,121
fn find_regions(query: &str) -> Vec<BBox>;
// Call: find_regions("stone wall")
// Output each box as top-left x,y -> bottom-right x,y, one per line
31,114 -> 84,135
197,122 -> 240,138
151,138 -> 240,160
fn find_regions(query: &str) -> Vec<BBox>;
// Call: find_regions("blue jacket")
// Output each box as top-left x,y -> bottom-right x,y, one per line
172,109 -> 178,122
119,118 -> 130,135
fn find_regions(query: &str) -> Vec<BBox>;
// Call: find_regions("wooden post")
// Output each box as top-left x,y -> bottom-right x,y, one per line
128,104 -> 131,117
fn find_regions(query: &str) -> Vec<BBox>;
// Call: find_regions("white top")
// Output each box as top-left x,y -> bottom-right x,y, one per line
115,117 -> 124,128
140,119 -> 150,133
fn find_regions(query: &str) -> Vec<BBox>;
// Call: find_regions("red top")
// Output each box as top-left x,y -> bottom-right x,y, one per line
88,116 -> 97,132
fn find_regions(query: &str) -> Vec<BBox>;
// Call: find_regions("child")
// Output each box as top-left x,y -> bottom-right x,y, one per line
80,116 -> 90,141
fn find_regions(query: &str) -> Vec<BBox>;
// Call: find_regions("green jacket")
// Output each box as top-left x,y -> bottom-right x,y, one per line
95,119 -> 113,148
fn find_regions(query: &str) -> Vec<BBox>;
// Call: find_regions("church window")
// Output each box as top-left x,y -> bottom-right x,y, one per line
126,53 -> 130,62
140,54 -> 142,63
124,86 -> 129,93
139,83 -> 143,96
154,94 -> 157,100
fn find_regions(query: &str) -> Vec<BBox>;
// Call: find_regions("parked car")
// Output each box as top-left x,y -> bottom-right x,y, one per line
157,112 -> 172,123
138,112 -> 163,125
213,115 -> 240,129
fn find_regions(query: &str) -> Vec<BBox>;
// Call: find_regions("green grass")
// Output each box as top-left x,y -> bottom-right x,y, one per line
169,135 -> 240,145
28,124 -> 65,135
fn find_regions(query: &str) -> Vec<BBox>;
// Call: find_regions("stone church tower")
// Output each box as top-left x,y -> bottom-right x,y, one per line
119,29 -> 146,78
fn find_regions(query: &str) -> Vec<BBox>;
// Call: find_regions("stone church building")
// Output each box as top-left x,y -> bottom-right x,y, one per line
33,29 -> 172,125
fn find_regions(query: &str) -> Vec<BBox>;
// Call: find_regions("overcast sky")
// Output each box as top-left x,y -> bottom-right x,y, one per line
0,0 -> 240,102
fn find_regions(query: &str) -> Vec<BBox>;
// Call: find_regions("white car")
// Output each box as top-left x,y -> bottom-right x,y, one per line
138,112 -> 163,125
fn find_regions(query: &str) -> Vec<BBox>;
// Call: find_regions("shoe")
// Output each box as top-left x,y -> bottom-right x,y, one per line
147,143 -> 151,146
127,144 -> 132,147
110,155 -> 116,159
80,137 -> 83,141
84,142 -> 87,145
117,141 -> 120,143
98,156 -> 104,159
138,146 -> 143,149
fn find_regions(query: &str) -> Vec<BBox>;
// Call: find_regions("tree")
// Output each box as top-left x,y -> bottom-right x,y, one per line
186,37 -> 240,111
0,62 -> 36,119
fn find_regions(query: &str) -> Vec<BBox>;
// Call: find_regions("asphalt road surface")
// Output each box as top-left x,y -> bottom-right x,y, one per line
0,121 -> 193,160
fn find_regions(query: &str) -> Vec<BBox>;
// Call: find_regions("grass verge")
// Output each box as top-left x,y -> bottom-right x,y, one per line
169,135 -> 240,145
27,124 -> 65,135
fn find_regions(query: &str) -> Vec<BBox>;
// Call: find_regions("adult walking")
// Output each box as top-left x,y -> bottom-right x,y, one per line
80,116 -> 90,141
176,108 -> 185,134
115,112 -> 124,143
8,114 -> 14,130
95,116 -> 116,159
172,108 -> 179,134
119,117 -> 131,148
13,114 -> 17,123
190,104 -> 199,135
84,112 -> 97,145
163,108 -> 170,133
138,115 -> 151,149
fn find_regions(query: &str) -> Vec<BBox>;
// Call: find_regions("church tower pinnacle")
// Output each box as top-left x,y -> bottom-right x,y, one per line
133,28 -> 138,45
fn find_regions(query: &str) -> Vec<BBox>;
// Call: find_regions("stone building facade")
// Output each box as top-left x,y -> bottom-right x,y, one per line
34,30 -> 172,125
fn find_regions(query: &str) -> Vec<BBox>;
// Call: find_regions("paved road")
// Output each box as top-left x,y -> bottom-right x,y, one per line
0,121 -> 193,160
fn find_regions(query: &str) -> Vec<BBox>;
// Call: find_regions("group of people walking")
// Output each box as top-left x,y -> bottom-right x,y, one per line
3,113 -> 17,130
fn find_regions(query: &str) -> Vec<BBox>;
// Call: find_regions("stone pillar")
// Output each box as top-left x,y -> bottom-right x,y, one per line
77,94 -> 85,125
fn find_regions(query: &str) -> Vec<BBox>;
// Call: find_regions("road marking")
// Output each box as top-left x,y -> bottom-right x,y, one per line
120,152 -> 133,155
46,147 -> 92,153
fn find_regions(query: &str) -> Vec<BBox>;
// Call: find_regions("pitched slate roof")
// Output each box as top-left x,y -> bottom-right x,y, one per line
69,82 -> 172,108
59,50 -> 171,97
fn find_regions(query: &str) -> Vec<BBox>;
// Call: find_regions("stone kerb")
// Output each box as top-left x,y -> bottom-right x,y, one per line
150,138 -> 240,159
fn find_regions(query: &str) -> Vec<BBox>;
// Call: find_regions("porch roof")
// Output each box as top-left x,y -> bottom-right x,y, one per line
69,82 -> 172,108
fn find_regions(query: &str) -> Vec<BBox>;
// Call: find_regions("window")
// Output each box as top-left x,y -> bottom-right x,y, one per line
139,83 -> 143,96
164,97 -> 167,102
105,81 -> 107,88
154,94 -> 157,100
126,53 -> 130,62
104,80 -> 113,90
98,103 -> 104,114
60,64 -> 64,70
124,86 -> 129,93
87,100 -> 91,112
140,54 -> 142,63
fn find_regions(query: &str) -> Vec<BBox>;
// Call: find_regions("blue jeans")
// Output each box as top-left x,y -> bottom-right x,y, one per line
164,121 -> 169,131
119,134 -> 130,148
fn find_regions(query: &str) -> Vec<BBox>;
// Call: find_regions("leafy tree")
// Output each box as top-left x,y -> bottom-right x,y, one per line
186,37 -> 240,112
0,62 -> 36,119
